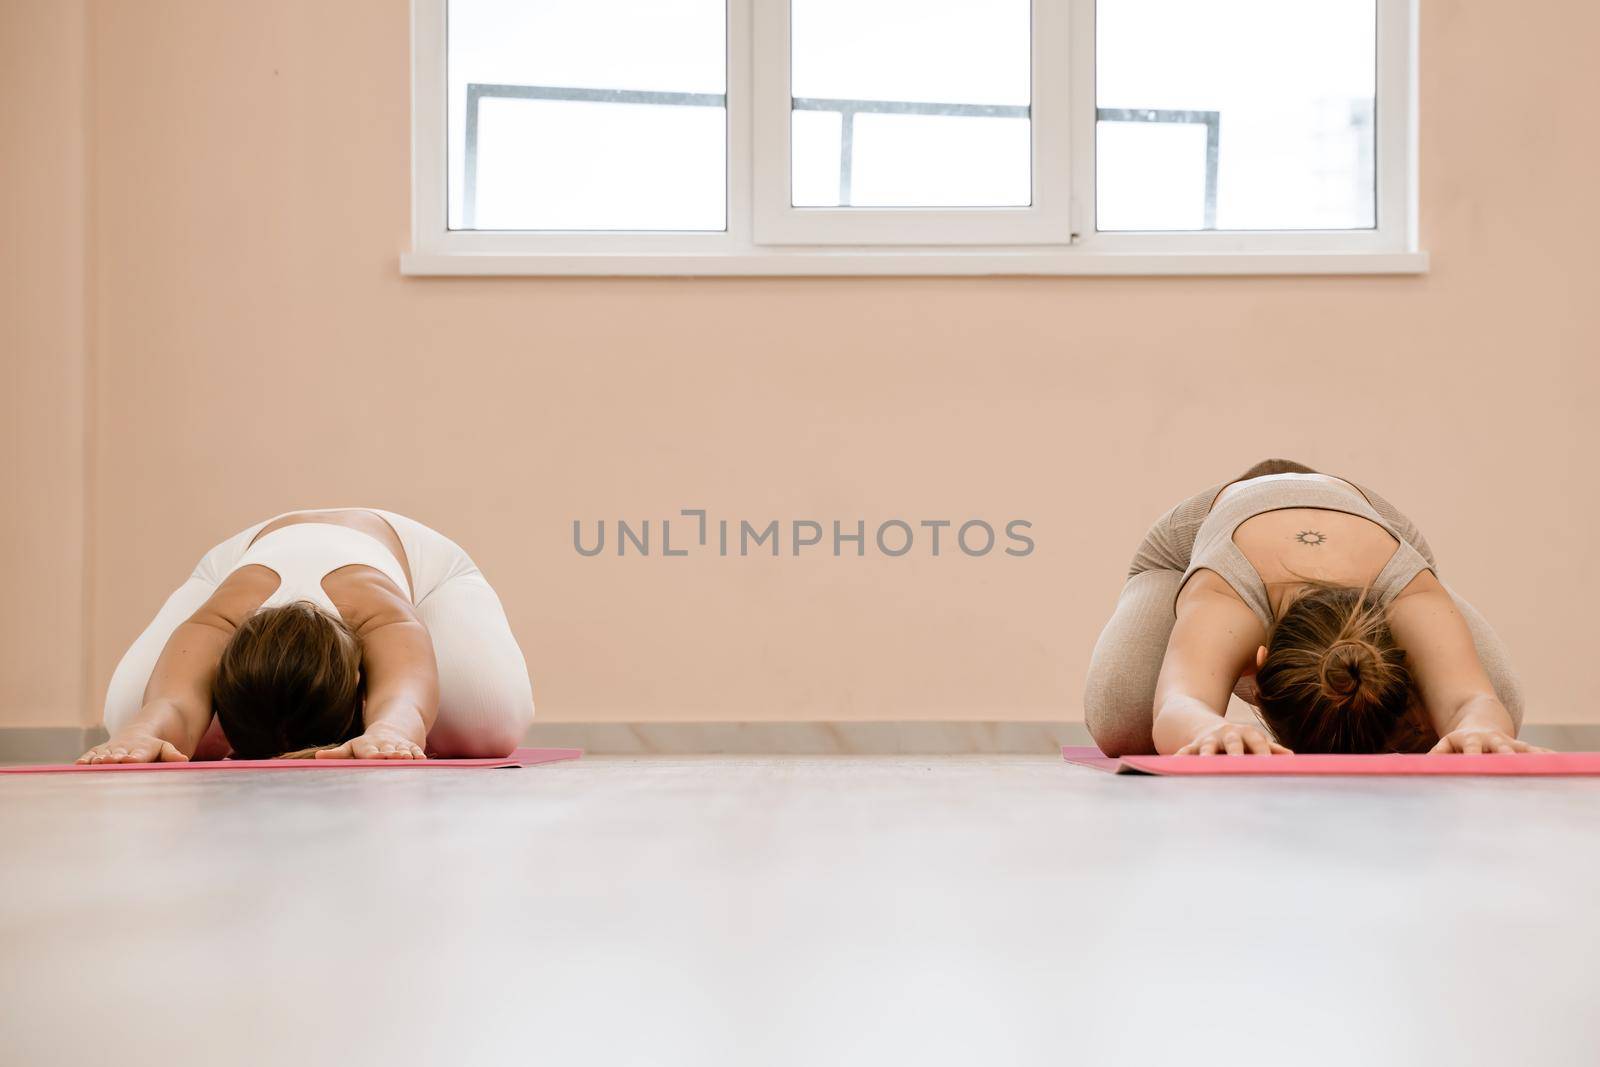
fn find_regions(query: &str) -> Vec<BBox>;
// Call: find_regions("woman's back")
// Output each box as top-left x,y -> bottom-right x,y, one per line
1177,473 -> 1434,629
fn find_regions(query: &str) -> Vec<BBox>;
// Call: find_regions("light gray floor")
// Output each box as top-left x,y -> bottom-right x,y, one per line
3,756 -> 1598,1067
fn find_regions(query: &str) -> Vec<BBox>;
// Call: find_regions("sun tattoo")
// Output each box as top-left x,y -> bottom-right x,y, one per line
1294,530 -> 1327,546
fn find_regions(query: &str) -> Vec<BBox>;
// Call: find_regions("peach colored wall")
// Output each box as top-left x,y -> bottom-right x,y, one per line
2,1 -> 88,727
39,0 -> 1600,728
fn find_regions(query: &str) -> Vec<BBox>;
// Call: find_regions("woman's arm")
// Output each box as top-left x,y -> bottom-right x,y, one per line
1386,571 -> 1546,753
79,571 -> 273,763
317,569 -> 439,759
1151,579 -> 1284,755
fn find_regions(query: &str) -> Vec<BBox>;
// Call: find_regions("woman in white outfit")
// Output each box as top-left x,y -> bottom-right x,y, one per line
82,508 -> 534,762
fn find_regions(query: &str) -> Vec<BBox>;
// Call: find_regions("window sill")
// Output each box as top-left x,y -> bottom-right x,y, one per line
399,249 -> 1429,277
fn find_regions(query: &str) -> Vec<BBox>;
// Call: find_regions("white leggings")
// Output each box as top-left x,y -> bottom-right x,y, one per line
103,509 -> 535,758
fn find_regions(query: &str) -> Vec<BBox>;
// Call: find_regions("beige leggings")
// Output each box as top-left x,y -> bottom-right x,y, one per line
1082,459 -> 1525,756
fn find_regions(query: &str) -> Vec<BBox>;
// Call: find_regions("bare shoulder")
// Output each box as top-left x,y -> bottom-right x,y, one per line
1171,569 -> 1264,645
1174,567 -> 1246,614
1386,566 -> 1447,606
1384,569 -> 1466,637
322,566 -> 419,634
189,566 -> 279,632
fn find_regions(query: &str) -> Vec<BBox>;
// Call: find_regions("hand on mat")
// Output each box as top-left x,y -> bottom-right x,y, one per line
315,724 -> 427,760
1173,722 -> 1292,757
76,734 -> 190,764
1430,729 -> 1551,755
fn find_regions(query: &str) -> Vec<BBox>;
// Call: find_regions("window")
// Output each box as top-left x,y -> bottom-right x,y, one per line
406,0 -> 1422,275
751,0 -> 1070,245
1096,0 -> 1377,232
446,0 -> 726,231
789,0 -> 1032,209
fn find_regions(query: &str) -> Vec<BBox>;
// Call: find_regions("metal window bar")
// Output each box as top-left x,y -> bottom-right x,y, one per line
791,97 -> 1032,206
460,84 -> 1220,230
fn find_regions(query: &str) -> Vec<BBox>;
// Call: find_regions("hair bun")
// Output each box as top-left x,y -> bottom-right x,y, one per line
1318,639 -> 1372,698
1254,581 -> 1421,752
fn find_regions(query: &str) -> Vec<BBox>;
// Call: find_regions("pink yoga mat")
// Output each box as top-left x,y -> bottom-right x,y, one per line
1062,745 -> 1600,776
0,747 -> 582,776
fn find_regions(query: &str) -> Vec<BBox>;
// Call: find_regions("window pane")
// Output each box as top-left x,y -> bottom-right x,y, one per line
790,0 -> 1031,208
791,111 -> 843,207
447,0 -> 726,231
847,114 -> 1030,208
1096,120 -> 1211,231
1097,0 -> 1376,231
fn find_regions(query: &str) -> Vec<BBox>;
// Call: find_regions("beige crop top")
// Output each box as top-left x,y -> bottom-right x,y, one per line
1176,478 -> 1436,631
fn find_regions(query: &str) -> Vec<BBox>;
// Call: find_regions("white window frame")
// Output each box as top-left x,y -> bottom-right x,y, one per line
403,0 -> 1425,277
750,1 -> 1072,246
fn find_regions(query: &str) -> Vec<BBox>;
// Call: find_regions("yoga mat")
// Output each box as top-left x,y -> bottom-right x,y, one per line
1062,745 -> 1600,777
0,747 -> 582,776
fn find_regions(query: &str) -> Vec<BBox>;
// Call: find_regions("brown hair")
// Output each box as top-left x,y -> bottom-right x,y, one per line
1255,578 -> 1436,753
212,601 -> 365,759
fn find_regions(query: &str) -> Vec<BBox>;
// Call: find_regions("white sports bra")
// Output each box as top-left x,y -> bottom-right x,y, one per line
229,523 -> 413,614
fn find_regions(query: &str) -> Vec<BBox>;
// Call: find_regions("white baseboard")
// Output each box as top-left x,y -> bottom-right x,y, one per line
523,720 -> 1098,755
